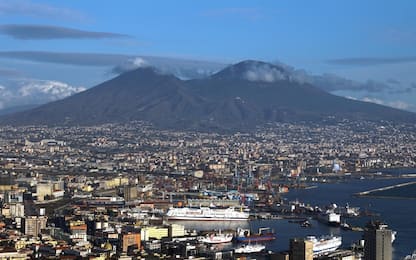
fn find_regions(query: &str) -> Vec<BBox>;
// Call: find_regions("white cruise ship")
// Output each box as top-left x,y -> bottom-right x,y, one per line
166,207 -> 249,221
306,235 -> 342,256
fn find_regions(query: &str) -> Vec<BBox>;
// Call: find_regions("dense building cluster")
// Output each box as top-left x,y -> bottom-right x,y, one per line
0,121 -> 415,177
0,120 -> 413,259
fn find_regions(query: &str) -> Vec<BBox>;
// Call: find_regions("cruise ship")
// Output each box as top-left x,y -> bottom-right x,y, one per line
306,235 -> 342,256
166,207 -> 249,221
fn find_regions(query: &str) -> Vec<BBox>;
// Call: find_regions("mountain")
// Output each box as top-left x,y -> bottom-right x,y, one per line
1,67 -> 211,129
1,60 -> 415,130
189,61 -> 416,122
0,104 -> 39,116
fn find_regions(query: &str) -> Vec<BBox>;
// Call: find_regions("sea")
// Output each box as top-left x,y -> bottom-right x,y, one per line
169,176 -> 416,260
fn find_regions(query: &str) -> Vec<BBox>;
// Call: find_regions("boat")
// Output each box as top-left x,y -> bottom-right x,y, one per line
317,210 -> 341,226
392,231 -> 397,243
334,204 -> 360,217
404,250 -> 416,260
236,227 -> 276,243
301,220 -> 312,228
305,235 -> 342,256
234,244 -> 266,254
340,222 -> 351,230
199,231 -> 233,244
166,207 -> 249,221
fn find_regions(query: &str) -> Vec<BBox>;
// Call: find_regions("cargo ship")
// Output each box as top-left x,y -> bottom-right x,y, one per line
235,227 -> 276,243
306,235 -> 342,256
166,207 -> 249,221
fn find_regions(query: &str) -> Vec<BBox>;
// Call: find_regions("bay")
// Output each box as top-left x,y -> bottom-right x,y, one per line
280,177 -> 416,259
170,178 -> 416,260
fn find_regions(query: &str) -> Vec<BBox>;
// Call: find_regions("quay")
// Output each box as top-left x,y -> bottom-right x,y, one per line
354,181 -> 416,196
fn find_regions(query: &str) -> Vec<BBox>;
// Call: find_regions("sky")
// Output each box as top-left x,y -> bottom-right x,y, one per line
0,0 -> 416,111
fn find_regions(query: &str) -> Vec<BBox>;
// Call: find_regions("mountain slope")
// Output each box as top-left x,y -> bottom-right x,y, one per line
187,61 -> 416,123
0,104 -> 39,116
1,67 -> 210,128
1,61 -> 415,129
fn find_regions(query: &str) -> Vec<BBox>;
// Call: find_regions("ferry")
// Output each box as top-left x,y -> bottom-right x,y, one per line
306,235 -> 342,256
166,207 -> 249,221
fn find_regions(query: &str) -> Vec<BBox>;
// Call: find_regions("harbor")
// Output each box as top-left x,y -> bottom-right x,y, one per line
126,177 -> 407,258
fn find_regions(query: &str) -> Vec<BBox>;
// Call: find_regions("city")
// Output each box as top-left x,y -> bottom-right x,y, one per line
0,120 -> 415,259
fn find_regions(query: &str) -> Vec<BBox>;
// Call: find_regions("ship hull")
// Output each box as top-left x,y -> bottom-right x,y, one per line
236,234 -> 276,243
167,216 -> 248,221
166,207 -> 249,221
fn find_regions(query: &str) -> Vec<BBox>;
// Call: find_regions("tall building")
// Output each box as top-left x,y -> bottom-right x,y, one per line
23,216 -> 48,236
123,185 -> 138,201
290,238 -> 313,260
36,181 -> 65,202
364,221 -> 392,260
36,182 -> 53,202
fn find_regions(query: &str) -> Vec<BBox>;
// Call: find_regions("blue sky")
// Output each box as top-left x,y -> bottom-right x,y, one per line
0,0 -> 415,111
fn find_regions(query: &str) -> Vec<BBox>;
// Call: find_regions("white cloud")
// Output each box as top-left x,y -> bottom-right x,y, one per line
244,64 -> 286,83
387,100 -> 411,110
355,96 -> 412,111
0,79 -> 85,109
131,57 -> 147,68
0,84 -> 13,98
362,97 -> 384,105
111,57 -> 149,74
18,79 -> 85,100
345,96 -> 358,100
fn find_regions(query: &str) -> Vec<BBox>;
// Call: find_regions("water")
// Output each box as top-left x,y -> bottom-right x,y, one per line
169,178 -> 416,259
283,178 -> 416,259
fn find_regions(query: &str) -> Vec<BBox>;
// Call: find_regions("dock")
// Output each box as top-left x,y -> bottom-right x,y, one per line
354,181 -> 416,196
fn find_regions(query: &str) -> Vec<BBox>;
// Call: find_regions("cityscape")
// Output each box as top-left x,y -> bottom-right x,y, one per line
0,120 -> 415,259
0,1 -> 416,260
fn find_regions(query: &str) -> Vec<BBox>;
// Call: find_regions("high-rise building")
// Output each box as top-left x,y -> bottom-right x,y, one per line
290,238 -> 313,260
123,185 -> 138,201
364,221 -> 392,260
23,216 -> 48,236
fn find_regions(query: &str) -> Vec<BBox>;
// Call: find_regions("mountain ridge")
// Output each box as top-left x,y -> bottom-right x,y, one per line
1,60 -> 415,130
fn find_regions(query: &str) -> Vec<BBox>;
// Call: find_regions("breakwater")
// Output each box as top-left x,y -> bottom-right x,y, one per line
354,181 -> 416,197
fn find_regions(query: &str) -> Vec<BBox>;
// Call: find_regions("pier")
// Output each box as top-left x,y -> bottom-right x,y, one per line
355,181 -> 416,196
